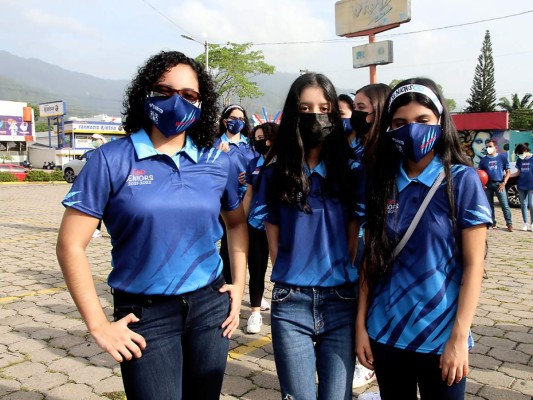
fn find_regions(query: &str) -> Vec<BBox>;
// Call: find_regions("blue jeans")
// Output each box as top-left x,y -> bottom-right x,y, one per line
485,181 -> 512,226
518,189 -> 533,224
271,283 -> 357,400
371,340 -> 466,400
113,274 -> 230,400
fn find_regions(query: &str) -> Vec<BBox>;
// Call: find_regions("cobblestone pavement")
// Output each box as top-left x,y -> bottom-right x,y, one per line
0,183 -> 532,400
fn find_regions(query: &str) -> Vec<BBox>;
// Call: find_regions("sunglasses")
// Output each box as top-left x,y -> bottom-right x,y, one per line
150,84 -> 201,105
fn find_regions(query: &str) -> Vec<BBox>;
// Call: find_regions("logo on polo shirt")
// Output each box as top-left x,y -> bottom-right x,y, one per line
387,199 -> 399,214
127,168 -> 154,186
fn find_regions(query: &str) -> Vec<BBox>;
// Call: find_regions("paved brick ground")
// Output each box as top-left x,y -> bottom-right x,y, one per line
0,182 -> 531,399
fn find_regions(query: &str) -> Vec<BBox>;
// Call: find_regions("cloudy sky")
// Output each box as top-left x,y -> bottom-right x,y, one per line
2,0 -> 532,109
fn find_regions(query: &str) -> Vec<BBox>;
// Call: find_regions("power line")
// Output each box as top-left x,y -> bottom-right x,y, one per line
140,0 -> 194,37
252,9 -> 533,46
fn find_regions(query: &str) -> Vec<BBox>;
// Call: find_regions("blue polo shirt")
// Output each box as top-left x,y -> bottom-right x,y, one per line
367,156 -> 492,354
62,130 -> 240,295
516,156 -> 533,190
263,161 -> 364,287
245,155 -> 268,230
215,133 -> 257,199
478,153 -> 509,182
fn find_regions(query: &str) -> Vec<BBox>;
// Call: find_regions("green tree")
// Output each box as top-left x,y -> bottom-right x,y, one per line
196,42 -> 275,107
465,30 -> 497,112
388,79 -> 456,112
498,93 -> 533,130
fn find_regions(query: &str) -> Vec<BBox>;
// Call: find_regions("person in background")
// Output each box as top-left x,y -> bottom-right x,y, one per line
510,143 -> 533,231
338,93 -> 355,143
56,50 -> 248,400
88,134 -> 108,238
263,72 -> 364,399
215,105 -> 257,284
346,83 -> 391,392
357,78 -> 492,400
242,122 -> 279,334
478,140 -> 513,231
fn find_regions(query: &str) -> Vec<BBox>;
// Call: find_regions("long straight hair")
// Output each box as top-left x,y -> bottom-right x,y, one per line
265,73 -> 354,209
363,77 -> 472,289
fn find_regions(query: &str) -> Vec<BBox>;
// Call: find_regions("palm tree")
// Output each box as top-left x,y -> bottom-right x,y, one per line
497,93 -> 533,111
497,93 -> 533,130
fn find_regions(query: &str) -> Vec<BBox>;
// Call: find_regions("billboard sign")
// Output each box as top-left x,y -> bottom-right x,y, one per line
353,40 -> 393,68
39,101 -> 66,118
0,115 -> 32,141
336,0 -> 411,37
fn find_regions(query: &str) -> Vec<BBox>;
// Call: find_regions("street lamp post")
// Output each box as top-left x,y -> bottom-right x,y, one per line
181,34 -> 208,72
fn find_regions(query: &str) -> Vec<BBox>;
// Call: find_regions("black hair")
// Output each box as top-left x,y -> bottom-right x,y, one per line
363,77 -> 472,290
218,104 -> 251,138
265,72 -> 355,209
515,143 -> 529,155
354,83 -> 392,169
122,50 -> 218,148
338,94 -> 354,110
249,122 -> 280,150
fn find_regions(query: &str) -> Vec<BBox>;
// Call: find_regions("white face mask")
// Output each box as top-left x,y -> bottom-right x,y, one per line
518,154 -> 527,160
486,147 -> 495,155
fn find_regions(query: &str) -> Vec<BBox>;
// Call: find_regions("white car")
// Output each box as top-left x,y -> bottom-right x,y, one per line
62,150 -> 94,183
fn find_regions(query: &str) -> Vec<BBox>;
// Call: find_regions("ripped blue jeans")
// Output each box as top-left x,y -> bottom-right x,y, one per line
271,283 -> 357,400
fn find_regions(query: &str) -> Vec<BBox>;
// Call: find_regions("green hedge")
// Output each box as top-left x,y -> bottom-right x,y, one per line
0,172 -> 19,182
24,170 -> 65,182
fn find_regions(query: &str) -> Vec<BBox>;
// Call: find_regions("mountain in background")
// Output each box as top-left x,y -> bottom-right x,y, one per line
0,50 -> 352,119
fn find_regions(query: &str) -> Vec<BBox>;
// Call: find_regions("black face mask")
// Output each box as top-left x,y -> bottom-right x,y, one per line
298,113 -> 333,148
254,139 -> 270,155
350,110 -> 372,137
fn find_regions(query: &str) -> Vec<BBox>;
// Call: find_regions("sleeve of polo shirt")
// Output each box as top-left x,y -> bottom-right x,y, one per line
262,167 -> 279,226
61,148 -> 111,219
455,167 -> 492,229
221,153 -> 241,211
245,158 -> 255,185
502,154 -> 510,170
350,162 -> 366,221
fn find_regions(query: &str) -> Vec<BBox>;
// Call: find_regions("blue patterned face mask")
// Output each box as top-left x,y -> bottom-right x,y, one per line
226,119 -> 246,134
388,123 -> 441,162
144,94 -> 201,138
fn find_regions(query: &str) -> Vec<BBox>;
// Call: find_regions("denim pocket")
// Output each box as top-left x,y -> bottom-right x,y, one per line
272,285 -> 293,303
113,305 -> 143,322
333,285 -> 358,301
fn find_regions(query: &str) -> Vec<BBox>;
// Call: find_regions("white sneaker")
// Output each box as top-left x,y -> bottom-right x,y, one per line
522,223 -> 529,231
92,229 -> 102,238
260,297 -> 270,311
353,362 -> 377,388
246,313 -> 262,334
357,392 -> 381,400
530,224 -> 533,232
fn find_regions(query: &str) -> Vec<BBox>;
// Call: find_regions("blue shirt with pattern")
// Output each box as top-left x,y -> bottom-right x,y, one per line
367,156 -> 492,354
62,130 -> 240,295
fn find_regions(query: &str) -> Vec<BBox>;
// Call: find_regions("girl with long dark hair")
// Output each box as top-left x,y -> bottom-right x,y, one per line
357,78 -> 492,399
262,73 -> 364,399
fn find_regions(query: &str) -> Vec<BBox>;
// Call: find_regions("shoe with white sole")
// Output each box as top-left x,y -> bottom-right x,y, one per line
260,298 -> 270,311
522,223 -> 529,231
246,313 -> 262,334
353,362 -> 377,388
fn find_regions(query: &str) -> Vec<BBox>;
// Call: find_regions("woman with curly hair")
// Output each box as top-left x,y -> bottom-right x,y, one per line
56,50 -> 248,399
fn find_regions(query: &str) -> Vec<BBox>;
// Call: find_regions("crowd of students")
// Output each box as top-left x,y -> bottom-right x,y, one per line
57,50 -> 494,400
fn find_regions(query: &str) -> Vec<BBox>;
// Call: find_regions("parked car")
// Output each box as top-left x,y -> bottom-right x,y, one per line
62,150 -> 94,183
506,161 -> 520,208
0,163 -> 29,181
